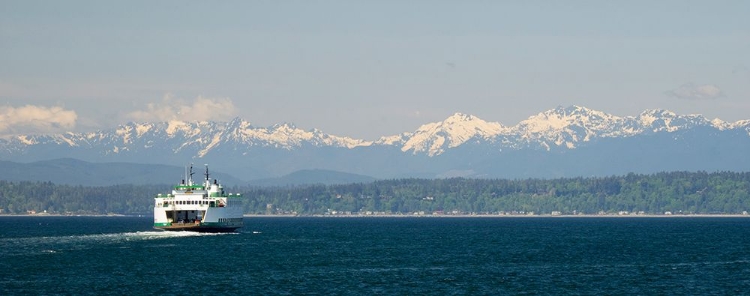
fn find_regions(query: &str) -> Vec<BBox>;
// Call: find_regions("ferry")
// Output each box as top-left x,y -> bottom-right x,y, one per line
153,164 -> 243,232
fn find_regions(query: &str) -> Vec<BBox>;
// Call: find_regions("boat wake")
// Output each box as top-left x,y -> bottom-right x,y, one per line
0,231 -> 236,257
63,230 -> 237,244
128,231 -> 236,239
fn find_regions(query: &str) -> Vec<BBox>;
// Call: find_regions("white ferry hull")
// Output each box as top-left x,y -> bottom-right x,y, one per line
154,207 -> 244,232
153,165 -> 244,233
154,224 -> 241,233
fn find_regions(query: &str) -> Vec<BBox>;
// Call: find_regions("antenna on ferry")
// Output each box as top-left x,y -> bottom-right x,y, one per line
189,163 -> 195,185
204,164 -> 210,182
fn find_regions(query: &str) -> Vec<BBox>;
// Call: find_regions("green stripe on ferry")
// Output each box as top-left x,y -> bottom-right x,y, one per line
200,222 -> 222,226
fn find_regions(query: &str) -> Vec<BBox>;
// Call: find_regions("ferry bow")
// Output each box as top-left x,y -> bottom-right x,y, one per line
153,164 -> 243,232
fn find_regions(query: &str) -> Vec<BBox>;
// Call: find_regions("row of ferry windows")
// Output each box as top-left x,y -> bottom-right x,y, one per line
164,200 -> 212,205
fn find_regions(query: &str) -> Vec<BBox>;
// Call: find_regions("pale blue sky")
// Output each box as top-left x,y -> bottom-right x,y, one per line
1,1 -> 748,139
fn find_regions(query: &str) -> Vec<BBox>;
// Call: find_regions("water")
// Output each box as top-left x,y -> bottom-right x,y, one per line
1,216 -> 750,295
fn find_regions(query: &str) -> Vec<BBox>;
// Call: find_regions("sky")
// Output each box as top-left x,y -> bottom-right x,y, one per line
1,1 -> 748,140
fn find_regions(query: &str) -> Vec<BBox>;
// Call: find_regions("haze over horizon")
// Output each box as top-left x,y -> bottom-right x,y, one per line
1,1 -> 748,140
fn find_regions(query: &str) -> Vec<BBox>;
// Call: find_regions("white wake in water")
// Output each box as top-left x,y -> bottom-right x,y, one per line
121,230 -> 236,239
0,231 -> 237,257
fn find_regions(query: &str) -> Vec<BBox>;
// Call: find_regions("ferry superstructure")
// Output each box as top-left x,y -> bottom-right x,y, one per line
153,165 -> 243,232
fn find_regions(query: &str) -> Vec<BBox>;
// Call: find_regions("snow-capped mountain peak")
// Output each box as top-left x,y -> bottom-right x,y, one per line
635,109 -> 713,133
517,105 -> 619,133
397,112 -> 506,156
510,105 -> 627,149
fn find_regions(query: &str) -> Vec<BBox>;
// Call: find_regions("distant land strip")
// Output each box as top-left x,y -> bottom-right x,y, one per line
2,171 -> 750,216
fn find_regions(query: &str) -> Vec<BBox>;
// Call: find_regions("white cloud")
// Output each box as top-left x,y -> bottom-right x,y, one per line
126,94 -> 238,122
0,105 -> 77,135
665,83 -> 724,100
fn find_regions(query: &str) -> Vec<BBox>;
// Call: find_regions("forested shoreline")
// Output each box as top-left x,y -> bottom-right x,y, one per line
2,171 -> 749,216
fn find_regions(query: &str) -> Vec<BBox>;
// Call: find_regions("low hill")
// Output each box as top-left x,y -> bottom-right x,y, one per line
0,158 -> 246,186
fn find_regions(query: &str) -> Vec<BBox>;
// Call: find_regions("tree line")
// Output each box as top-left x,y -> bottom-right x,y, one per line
1,171 -> 749,215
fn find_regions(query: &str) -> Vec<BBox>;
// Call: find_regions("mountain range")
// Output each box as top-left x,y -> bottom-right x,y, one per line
1,105 -> 749,184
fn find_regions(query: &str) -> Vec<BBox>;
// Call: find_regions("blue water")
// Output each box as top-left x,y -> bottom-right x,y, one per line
1,216 -> 750,295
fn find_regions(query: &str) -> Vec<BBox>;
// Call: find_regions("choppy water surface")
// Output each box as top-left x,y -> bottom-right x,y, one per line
1,216 -> 749,294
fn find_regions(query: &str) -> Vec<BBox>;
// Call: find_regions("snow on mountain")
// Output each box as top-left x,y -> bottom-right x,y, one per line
2,118 -> 371,158
380,105 -> 750,154
733,120 -> 750,135
383,112 -> 506,156
635,109 -> 716,133
1,106 -> 749,160
375,132 -> 412,146
16,135 -> 36,145
509,105 -> 629,149
231,122 -> 371,150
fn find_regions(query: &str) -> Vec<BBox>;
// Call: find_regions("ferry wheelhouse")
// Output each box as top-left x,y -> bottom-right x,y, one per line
153,165 -> 243,232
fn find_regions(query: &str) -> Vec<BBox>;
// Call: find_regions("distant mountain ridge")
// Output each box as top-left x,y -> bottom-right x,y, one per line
0,158 -> 245,186
1,105 -> 749,180
386,106 -> 750,155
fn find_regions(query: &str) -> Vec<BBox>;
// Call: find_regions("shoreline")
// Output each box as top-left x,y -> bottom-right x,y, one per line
244,214 -> 750,218
0,213 -> 132,217
2,213 -> 749,218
